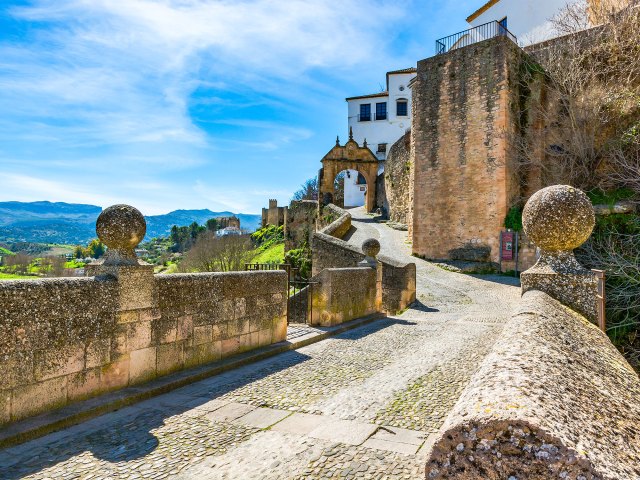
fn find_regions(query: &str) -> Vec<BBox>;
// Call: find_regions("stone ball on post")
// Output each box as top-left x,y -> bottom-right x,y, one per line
362,238 -> 381,258
522,185 -> 595,252
96,204 -> 146,261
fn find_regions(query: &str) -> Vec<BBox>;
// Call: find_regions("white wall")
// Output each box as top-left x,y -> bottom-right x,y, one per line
347,72 -> 415,161
345,71 -> 415,209
343,169 -> 367,208
468,0 -> 568,45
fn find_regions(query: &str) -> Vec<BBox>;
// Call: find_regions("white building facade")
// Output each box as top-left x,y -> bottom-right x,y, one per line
343,68 -> 416,207
466,0 -> 574,45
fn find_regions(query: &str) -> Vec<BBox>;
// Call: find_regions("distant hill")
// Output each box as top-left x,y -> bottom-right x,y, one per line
0,201 -> 261,245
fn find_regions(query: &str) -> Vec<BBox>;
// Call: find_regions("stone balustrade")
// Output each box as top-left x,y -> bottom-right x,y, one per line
425,185 -> 640,479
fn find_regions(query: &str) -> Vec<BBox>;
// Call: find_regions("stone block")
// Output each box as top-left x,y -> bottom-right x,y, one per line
205,402 -> 256,423
127,320 -> 152,351
362,437 -> 420,455
259,328 -> 273,347
139,308 -> 161,322
234,297 -> 246,318
221,337 -> 240,357
308,419 -> 378,445
273,316 -> 287,342
0,354 -> 34,389
233,408 -> 290,429
129,347 -> 157,384
177,315 -> 193,341
184,341 -> 221,368
86,339 -> 111,369
156,342 -> 184,376
193,324 -> 213,346
68,368 -> 102,402
271,412 -> 327,435
34,346 -> 85,382
100,357 -> 130,391
211,323 -> 223,341
0,390 -> 10,425
117,311 -> 139,324
153,318 -> 177,344
11,376 -> 68,422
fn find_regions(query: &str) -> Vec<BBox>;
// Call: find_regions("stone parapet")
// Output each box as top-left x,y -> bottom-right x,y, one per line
425,290 -> 640,480
310,267 -> 378,327
311,204 -> 416,316
0,204 -> 288,427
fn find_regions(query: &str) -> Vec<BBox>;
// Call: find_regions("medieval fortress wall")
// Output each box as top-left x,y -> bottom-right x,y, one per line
411,36 -> 525,263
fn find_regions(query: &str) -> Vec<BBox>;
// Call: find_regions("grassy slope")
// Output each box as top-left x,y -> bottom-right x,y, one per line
250,243 -> 285,264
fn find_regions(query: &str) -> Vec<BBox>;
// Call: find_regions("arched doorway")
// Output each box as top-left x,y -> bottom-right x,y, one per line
319,130 -> 379,212
334,169 -> 367,208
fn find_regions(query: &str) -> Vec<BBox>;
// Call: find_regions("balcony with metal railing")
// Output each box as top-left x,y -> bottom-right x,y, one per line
435,20 -> 518,55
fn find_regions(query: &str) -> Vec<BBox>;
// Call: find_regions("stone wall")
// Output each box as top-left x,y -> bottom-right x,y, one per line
384,131 -> 412,226
310,268 -> 378,327
311,204 -> 416,315
425,290 -> 640,480
411,36 -> 529,263
499,233 -> 538,273
261,199 -> 287,228
284,200 -> 318,251
0,270 -> 287,426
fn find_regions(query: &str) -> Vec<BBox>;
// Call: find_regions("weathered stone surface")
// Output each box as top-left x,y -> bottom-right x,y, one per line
361,238 -> 381,258
425,290 -> 640,480
521,185 -> 598,321
312,204 -> 416,315
310,267 -> 378,327
384,130 -> 412,225
522,184 -> 595,251
96,204 -> 147,265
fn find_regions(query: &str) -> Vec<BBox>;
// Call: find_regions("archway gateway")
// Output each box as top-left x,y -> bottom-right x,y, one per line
319,128 -> 379,212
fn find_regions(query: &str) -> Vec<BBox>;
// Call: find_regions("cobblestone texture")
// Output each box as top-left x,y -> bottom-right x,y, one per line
1,408 -> 257,479
295,444 -> 427,479
0,208 -> 520,479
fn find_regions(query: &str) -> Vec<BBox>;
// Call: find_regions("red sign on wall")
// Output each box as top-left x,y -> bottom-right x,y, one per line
501,231 -> 514,261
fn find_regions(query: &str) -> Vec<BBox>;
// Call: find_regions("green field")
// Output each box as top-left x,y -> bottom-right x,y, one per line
0,273 -> 39,280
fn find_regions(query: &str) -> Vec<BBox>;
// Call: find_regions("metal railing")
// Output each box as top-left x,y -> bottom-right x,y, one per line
435,21 -> 518,55
374,112 -> 387,121
358,114 -> 371,122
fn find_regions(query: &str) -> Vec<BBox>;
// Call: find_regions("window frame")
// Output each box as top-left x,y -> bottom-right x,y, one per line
375,102 -> 387,121
359,103 -> 371,122
396,99 -> 408,117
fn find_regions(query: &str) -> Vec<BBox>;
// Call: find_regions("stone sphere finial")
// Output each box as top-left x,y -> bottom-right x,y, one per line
362,238 -> 381,258
96,204 -> 146,256
522,185 -> 594,251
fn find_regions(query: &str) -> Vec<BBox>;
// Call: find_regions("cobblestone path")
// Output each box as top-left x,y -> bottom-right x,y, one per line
0,210 -> 520,479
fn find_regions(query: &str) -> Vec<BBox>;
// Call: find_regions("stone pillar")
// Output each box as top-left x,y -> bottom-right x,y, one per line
520,185 -> 598,322
86,205 -> 160,388
359,238 -> 383,313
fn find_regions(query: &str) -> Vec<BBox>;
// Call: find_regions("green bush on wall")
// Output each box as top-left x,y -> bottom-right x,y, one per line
504,205 -> 523,232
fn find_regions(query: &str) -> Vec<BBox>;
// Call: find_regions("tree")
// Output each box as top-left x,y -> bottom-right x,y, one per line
85,239 -> 106,258
179,232 -> 252,273
291,177 -> 319,201
206,218 -> 219,232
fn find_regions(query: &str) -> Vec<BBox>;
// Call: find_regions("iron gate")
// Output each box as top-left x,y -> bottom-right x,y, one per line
244,263 -> 313,324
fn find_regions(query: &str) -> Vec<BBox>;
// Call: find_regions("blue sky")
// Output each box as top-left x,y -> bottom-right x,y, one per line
0,0 -> 477,215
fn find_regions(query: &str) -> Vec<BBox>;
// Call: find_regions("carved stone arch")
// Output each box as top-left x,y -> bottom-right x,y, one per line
319,134 -> 379,212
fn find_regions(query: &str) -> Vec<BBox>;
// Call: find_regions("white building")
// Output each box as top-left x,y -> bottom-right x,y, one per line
344,68 -> 416,207
466,0 -> 575,45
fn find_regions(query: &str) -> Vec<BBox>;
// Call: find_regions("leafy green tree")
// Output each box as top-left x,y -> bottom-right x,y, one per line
206,218 -> 219,232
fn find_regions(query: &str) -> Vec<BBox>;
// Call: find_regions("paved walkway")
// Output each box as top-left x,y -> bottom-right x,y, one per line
0,211 -> 520,479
